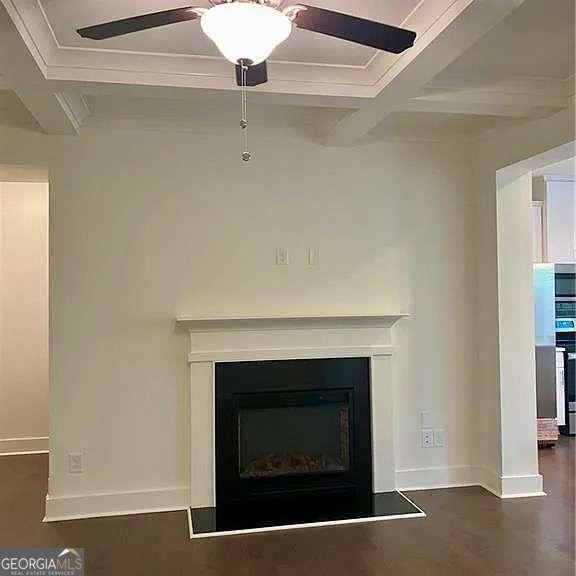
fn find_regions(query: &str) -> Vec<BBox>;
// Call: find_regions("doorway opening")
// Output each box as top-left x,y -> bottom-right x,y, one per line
496,143 -> 575,492
0,165 -> 49,457
532,158 -> 575,444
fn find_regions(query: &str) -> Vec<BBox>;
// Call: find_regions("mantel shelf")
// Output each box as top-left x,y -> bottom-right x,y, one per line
175,313 -> 409,332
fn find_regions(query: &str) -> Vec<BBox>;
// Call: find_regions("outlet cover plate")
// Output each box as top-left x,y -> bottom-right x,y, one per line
421,430 -> 434,448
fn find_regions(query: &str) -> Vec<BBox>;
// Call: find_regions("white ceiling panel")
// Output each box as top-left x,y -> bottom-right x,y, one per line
435,0 -> 575,83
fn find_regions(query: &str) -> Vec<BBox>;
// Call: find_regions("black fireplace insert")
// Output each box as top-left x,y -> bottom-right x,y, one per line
215,358 -> 373,526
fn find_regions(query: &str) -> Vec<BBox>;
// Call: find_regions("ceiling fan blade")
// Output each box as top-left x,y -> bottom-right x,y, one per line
235,61 -> 268,87
292,4 -> 416,53
77,7 -> 200,40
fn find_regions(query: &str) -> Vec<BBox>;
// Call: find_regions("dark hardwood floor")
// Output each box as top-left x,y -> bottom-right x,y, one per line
0,437 -> 573,575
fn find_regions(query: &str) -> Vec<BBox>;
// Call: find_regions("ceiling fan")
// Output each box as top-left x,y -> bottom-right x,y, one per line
77,0 -> 417,87
77,1 -> 416,161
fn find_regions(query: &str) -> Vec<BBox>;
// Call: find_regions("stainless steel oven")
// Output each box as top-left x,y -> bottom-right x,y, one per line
555,263 -> 576,316
555,264 -> 576,295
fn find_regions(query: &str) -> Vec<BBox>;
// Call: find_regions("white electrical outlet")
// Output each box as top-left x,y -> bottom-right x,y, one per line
421,430 -> 434,448
307,248 -> 320,266
275,247 -> 289,265
68,452 -> 84,474
434,430 -> 445,447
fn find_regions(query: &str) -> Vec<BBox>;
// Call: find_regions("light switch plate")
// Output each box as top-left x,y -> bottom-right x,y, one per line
68,452 -> 84,474
434,430 -> 445,447
420,411 -> 434,429
275,247 -> 289,265
307,248 -> 320,266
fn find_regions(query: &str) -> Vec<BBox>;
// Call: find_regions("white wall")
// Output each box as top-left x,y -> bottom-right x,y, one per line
1,121 -> 477,516
0,180 -> 49,454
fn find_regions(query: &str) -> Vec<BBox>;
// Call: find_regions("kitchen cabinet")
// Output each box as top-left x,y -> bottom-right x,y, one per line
533,177 -> 576,263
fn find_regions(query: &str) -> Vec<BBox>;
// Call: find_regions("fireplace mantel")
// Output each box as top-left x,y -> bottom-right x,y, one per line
182,311 -> 407,516
176,313 -> 409,332
176,313 -> 409,363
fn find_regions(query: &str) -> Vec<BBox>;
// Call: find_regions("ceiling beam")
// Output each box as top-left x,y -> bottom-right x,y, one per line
399,89 -> 569,118
400,99 -> 535,118
59,76 -> 570,120
414,90 -> 569,110
324,0 -> 528,145
0,3 -> 88,134
13,89 -> 88,134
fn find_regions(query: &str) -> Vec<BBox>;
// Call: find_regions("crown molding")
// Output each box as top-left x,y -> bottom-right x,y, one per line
53,91 -> 89,130
1,0 -> 50,74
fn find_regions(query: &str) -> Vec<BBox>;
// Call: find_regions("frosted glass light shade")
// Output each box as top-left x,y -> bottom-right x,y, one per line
201,2 -> 292,65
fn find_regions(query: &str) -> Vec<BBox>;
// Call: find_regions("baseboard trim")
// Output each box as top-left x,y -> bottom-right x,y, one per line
44,486 -> 189,522
396,465 -> 482,491
0,437 -> 48,456
499,491 -> 547,499
396,466 -> 544,500
42,467 -> 546,522
476,466 -> 502,497
499,474 -> 545,499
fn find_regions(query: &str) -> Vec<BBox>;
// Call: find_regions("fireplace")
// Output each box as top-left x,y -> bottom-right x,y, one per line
180,313 -> 424,537
214,358 -> 373,527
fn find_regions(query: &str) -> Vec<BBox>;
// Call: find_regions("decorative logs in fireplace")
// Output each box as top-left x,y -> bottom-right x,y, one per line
241,450 -> 348,478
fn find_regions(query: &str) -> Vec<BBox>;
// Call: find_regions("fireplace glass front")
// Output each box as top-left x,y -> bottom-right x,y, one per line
238,395 -> 351,479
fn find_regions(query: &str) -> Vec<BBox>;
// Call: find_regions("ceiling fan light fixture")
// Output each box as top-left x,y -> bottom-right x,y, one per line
200,2 -> 292,65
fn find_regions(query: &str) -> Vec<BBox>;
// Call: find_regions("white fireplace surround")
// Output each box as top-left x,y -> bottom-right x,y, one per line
176,313 -> 408,509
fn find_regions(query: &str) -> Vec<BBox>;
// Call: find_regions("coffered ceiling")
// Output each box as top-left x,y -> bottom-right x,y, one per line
2,0 -> 479,95
0,0 -> 574,142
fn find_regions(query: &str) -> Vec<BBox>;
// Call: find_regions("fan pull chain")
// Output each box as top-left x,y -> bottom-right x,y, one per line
240,61 -> 251,162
